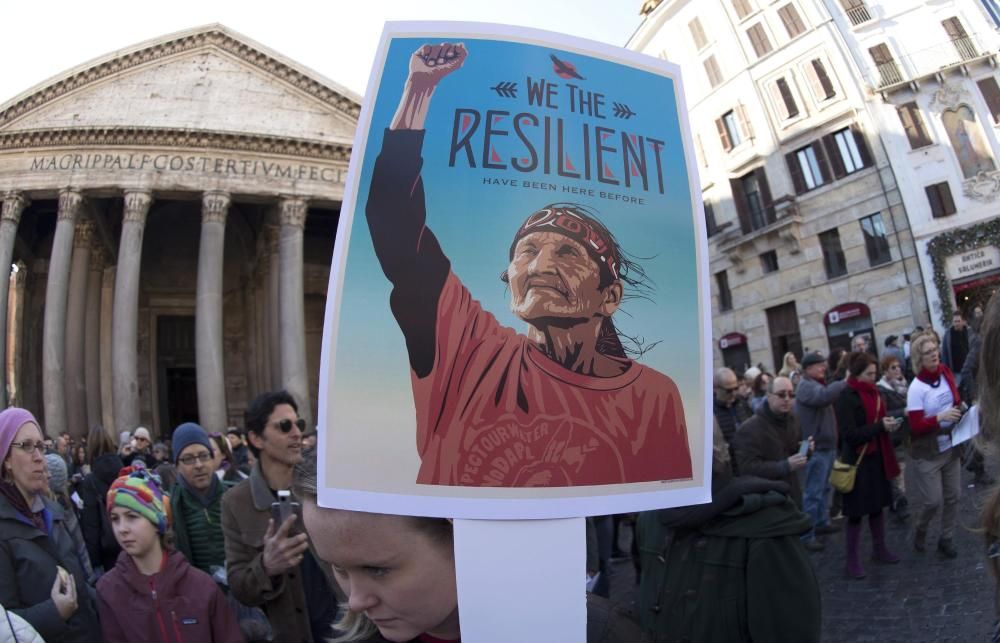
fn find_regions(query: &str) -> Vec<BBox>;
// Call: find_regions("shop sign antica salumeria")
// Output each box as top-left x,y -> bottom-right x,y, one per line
945,245 -> 1000,280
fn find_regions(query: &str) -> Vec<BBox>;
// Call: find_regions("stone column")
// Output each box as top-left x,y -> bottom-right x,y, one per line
84,246 -> 105,431
112,190 -> 151,434
64,217 -> 93,439
195,191 -> 230,434
267,225 -> 281,390
255,258 -> 271,395
278,197 -> 311,425
0,192 -> 28,408
43,189 -> 83,436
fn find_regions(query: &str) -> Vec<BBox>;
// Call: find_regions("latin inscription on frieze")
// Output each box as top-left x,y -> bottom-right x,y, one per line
29,153 -> 344,184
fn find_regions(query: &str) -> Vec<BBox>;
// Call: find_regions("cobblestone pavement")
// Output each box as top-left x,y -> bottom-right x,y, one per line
608,466 -> 997,642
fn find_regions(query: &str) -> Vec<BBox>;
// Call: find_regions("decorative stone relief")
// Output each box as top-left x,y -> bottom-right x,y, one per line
73,217 -> 94,248
0,28 -> 360,129
962,170 -> 1000,202
1,191 -> 28,224
57,189 -> 83,220
202,191 -> 231,224
929,82 -> 971,112
279,197 -> 308,228
122,190 -> 152,224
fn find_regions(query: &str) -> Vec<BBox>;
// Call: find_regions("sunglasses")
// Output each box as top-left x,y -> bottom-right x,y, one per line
272,418 -> 307,433
771,391 -> 795,400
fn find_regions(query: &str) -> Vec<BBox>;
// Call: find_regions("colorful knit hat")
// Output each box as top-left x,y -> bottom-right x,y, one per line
106,461 -> 170,534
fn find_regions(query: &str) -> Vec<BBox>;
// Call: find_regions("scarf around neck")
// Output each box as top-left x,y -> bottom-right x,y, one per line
917,364 -> 960,405
177,471 -> 224,508
846,377 -> 900,479
0,479 -> 46,532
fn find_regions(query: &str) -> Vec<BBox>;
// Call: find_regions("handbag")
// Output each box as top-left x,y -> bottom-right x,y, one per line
829,393 -> 881,494
829,443 -> 867,494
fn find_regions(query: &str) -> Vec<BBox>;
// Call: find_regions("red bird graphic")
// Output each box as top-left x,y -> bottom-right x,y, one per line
550,54 -> 585,80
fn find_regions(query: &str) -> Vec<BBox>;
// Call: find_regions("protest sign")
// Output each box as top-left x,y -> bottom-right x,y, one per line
319,21 -> 711,519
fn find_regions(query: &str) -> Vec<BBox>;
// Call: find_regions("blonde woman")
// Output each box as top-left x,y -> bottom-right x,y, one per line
906,332 -> 964,558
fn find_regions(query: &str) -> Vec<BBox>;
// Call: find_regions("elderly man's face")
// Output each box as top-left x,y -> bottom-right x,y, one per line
507,231 -> 620,325
714,371 -> 739,405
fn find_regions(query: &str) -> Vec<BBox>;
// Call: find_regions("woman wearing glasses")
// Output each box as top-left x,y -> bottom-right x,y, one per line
906,331 -> 965,560
834,352 -> 903,579
0,407 -> 101,641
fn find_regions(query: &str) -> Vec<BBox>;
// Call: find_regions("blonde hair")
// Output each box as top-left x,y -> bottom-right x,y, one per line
909,331 -> 939,375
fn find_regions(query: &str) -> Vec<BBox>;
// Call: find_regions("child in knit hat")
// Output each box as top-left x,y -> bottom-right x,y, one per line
96,462 -> 243,643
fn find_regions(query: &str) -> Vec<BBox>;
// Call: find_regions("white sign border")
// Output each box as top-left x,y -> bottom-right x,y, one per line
317,20 -> 713,519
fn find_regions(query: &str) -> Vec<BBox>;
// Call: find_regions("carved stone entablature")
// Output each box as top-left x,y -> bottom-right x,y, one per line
202,191 -> 231,224
73,217 -> 95,248
2,191 -> 28,224
123,190 -> 153,224
57,188 -> 83,220
930,82 -> 971,113
963,170 -> 1000,202
279,197 -> 308,229
0,127 -> 351,161
0,27 -> 361,129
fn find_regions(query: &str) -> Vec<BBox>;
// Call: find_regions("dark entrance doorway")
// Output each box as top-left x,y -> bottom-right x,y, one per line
766,302 -> 802,374
157,315 -> 199,438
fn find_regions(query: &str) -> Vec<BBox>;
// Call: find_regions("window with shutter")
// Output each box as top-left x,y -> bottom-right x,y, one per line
732,0 -> 753,20
830,127 -> 871,174
735,104 -> 754,140
689,17 -> 709,49
760,250 -> 779,273
806,59 -> 836,100
747,23 -> 773,57
705,201 -> 718,237
778,4 -> 806,38
977,77 -> 1000,124
925,182 -> 957,218
896,103 -> 932,148
716,271 -> 733,311
942,17 -> 977,61
859,213 -> 892,266
721,110 -> 743,149
839,0 -> 872,26
775,78 -> 799,118
705,56 -> 724,88
819,228 -> 848,278
716,117 -> 732,151
869,44 -> 903,87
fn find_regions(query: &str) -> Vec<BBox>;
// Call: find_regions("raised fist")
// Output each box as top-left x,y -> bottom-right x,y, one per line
408,43 -> 467,89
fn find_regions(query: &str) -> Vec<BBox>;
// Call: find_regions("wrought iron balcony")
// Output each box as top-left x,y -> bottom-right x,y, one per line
845,4 -> 872,27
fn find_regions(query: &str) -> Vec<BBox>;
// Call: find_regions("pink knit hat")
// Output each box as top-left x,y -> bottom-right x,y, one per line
0,407 -> 42,462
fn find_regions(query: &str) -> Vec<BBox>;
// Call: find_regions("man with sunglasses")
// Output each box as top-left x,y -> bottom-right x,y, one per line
713,368 -> 753,467
169,422 -> 234,574
222,390 -> 338,643
732,376 -> 809,507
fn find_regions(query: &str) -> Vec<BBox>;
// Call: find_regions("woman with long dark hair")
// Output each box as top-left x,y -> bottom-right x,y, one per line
78,425 -> 124,574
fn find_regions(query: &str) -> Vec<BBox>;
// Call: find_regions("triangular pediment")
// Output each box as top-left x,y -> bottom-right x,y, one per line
0,25 -> 361,145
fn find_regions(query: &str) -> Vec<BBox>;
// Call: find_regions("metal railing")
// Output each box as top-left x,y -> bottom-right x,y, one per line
876,61 -> 904,88
845,4 -> 872,27
953,36 -> 979,61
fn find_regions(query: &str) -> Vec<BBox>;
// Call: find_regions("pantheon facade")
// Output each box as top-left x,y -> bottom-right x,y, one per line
0,25 -> 359,439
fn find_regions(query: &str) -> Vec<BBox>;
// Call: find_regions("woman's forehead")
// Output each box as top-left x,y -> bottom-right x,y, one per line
15,422 -> 42,441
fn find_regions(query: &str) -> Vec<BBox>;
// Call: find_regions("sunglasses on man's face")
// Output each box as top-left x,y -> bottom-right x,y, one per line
272,418 -> 307,434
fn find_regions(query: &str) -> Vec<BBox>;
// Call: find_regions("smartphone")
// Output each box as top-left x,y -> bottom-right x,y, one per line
797,440 -> 810,457
270,490 -> 302,536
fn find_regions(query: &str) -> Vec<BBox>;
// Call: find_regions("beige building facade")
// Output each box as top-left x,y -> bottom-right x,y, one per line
0,25 -> 359,439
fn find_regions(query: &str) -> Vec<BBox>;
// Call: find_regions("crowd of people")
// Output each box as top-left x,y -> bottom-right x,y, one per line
0,298 -> 997,642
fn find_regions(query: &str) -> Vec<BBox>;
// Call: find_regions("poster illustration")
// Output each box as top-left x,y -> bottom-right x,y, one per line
319,22 -> 711,519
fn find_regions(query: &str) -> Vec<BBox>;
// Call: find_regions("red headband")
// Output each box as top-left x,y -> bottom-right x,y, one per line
509,207 -> 620,281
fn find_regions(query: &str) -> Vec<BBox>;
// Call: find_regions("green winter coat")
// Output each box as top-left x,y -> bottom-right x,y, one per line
170,476 -> 234,573
636,476 -> 821,643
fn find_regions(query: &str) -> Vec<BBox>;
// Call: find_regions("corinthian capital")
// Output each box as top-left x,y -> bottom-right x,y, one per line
2,191 -> 28,224
202,191 -> 231,225
58,188 -> 84,221
123,190 -> 152,225
74,217 -> 95,249
279,197 -> 308,229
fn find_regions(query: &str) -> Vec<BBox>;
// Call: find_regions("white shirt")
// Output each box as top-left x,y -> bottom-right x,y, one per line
907,376 -> 956,423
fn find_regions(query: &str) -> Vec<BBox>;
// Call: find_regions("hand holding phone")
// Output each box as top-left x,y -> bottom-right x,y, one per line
797,439 -> 810,457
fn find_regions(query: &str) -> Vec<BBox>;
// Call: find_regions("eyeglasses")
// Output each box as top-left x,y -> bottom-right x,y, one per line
10,441 -> 46,455
770,391 -> 795,400
178,452 -> 213,466
272,418 -> 307,433
721,385 -> 738,393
